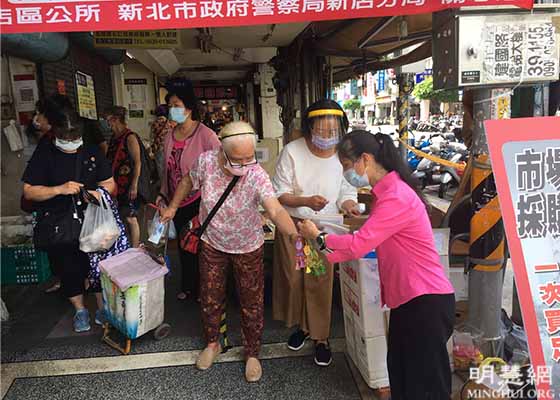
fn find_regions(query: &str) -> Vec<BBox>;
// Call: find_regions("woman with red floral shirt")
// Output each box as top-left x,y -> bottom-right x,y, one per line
106,106 -> 142,248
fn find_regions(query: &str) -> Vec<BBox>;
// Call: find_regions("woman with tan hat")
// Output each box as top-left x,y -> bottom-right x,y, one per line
160,121 -> 298,382
272,99 -> 359,367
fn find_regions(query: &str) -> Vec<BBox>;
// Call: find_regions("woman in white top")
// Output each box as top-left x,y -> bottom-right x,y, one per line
272,99 -> 359,367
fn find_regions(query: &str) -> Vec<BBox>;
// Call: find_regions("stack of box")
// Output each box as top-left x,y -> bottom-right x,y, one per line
340,253 -> 390,389
340,229 -> 453,388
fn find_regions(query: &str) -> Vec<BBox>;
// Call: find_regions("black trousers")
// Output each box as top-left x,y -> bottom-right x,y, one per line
48,245 -> 90,298
173,198 -> 201,297
388,294 -> 455,400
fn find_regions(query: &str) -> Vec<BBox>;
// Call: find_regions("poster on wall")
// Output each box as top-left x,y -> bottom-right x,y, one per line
75,71 -> 97,120
486,117 -> 560,400
12,74 -> 38,113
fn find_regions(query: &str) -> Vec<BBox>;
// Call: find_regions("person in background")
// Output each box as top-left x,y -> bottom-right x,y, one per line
157,88 -> 221,301
149,103 -> 175,179
160,121 -> 299,382
298,131 -> 455,400
22,103 -> 115,333
105,106 -> 142,248
272,99 -> 359,367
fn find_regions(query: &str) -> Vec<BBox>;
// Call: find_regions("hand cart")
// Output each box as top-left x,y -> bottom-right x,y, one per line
100,204 -> 172,355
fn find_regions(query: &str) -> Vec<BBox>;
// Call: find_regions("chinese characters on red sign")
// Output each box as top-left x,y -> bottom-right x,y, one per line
0,0 -> 533,34
486,117 -> 560,400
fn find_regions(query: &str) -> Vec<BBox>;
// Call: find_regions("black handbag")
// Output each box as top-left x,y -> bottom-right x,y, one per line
33,151 -> 84,250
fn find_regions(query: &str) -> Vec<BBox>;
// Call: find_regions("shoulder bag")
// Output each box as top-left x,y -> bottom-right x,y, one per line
180,175 -> 240,254
33,150 -> 84,250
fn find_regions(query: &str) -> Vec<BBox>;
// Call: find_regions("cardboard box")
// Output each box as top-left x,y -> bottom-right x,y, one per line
340,260 -> 386,338
353,330 -> 390,389
343,312 -> 357,361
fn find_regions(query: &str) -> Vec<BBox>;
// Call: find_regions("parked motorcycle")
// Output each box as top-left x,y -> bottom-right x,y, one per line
412,138 -> 468,198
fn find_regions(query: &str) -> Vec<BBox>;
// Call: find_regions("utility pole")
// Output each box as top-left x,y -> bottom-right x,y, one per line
396,73 -> 414,161
467,88 -> 509,357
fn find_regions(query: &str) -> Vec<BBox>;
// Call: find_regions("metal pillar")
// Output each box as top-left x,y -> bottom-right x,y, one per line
396,73 -> 414,161
467,88 -> 508,358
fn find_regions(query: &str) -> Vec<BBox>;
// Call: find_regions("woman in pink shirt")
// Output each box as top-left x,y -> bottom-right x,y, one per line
299,131 -> 455,400
157,89 -> 221,301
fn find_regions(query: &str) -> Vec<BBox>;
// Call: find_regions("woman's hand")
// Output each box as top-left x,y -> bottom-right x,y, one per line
341,200 -> 362,217
57,181 -> 83,196
306,195 -> 329,212
297,220 -> 320,240
160,206 -> 177,224
86,190 -> 101,203
129,184 -> 138,201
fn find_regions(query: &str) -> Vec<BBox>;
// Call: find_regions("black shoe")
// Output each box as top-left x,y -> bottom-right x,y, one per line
287,329 -> 309,351
314,341 -> 332,367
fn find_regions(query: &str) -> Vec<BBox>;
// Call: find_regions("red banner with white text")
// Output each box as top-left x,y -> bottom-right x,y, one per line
0,0 -> 533,34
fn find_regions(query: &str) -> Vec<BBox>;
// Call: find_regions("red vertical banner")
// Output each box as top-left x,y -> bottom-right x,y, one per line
486,116 -> 560,400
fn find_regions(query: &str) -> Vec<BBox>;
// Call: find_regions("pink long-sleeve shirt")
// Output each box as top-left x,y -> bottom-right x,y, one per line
326,171 -> 454,309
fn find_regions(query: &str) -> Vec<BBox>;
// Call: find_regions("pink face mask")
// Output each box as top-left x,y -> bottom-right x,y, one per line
224,163 -> 250,176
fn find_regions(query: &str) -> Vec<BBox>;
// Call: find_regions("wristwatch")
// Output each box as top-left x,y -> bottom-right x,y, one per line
315,232 -> 327,251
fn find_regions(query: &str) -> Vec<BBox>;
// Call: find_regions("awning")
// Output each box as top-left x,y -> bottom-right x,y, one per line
0,0 -> 532,35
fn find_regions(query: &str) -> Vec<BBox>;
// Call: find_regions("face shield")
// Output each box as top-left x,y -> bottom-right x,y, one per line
307,109 -> 346,150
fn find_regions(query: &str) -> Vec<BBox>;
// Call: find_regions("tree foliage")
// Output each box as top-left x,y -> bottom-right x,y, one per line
412,77 -> 459,103
343,98 -> 362,112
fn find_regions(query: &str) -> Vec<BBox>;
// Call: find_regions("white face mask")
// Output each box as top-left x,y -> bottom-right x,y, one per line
55,138 -> 83,152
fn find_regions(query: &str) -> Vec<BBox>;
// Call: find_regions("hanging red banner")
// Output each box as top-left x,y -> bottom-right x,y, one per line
0,0 -> 532,35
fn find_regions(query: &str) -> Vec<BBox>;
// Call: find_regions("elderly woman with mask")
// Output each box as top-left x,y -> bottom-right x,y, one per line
22,104 -> 115,333
272,99 -> 359,367
161,122 -> 298,382
157,89 -> 221,301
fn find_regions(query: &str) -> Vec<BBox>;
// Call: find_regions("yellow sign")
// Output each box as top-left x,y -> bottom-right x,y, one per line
75,71 -> 97,120
93,31 -> 181,49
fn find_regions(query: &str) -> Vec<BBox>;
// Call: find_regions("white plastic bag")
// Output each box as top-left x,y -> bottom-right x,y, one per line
168,220 -> 177,240
79,195 -> 120,253
3,120 -> 24,152
148,212 -> 168,245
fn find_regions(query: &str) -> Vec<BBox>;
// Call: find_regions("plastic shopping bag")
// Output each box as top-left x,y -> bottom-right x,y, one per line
168,220 -> 177,240
148,212 -> 169,246
79,195 -> 120,253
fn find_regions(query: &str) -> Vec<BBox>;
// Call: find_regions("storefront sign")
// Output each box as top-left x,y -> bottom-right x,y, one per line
11,73 -> 38,113
377,70 -> 386,93
93,31 -> 180,49
490,89 -> 511,120
75,71 -> 97,120
0,0 -> 532,34
486,117 -> 560,400
459,15 -> 559,87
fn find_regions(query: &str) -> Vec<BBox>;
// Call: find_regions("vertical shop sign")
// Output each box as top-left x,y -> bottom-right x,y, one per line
75,71 -> 97,120
377,70 -> 386,93
486,117 -> 560,400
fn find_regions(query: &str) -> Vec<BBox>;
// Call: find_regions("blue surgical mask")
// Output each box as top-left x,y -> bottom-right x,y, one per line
311,134 -> 339,150
169,107 -> 188,124
344,167 -> 369,188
